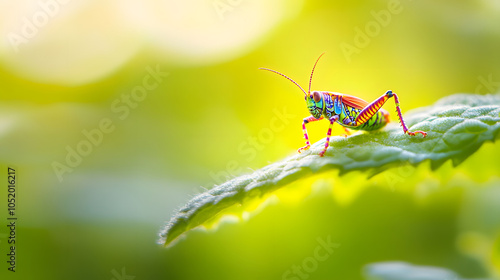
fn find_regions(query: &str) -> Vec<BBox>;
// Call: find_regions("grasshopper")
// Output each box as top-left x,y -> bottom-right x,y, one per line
260,53 -> 426,157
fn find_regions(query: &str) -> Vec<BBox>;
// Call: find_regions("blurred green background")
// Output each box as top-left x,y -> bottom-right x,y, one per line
1,0 -> 500,279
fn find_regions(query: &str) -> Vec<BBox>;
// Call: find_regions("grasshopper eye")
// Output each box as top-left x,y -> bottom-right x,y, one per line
313,91 -> 321,102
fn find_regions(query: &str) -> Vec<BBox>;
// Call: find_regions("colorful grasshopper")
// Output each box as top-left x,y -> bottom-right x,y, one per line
260,53 -> 427,157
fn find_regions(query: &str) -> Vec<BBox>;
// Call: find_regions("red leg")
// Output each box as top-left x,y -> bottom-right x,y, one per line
354,90 -> 427,137
298,116 -> 324,153
354,92 -> 391,125
392,93 -> 427,137
319,115 -> 339,157
341,127 -> 351,138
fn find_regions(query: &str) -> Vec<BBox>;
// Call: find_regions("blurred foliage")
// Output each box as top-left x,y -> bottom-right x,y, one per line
363,262 -> 462,280
0,0 -> 500,280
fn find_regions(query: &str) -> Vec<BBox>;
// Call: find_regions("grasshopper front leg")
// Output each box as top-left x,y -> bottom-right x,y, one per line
319,115 -> 339,157
298,116 -> 324,153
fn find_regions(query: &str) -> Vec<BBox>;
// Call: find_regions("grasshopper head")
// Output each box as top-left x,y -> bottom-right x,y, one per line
306,91 -> 323,119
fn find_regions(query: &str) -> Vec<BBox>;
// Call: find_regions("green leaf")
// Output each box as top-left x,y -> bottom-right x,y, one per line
158,93 -> 500,247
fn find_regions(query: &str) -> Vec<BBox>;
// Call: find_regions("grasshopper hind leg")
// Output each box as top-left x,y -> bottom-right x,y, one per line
391,91 -> 427,137
354,90 -> 427,137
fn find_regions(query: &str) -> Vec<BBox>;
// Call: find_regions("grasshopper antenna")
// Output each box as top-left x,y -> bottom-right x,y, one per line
308,52 -> 326,94
259,67 -> 307,96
